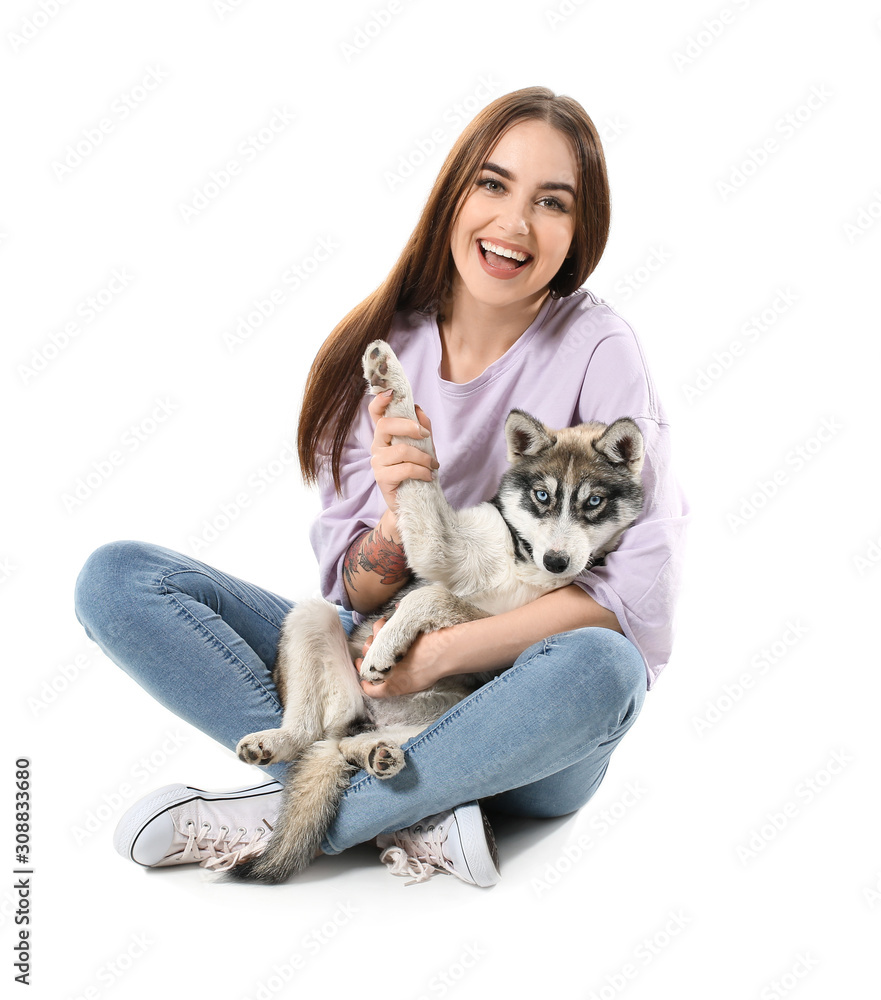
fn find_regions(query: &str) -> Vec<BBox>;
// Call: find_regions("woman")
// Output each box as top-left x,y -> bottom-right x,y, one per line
74,86 -> 687,887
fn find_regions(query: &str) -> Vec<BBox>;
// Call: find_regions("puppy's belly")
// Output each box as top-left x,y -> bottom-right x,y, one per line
365,683 -> 475,729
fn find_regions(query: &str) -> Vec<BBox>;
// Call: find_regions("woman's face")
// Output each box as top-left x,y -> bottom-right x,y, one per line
448,119 -> 578,315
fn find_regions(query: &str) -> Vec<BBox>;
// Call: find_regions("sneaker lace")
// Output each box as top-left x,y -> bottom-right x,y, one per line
175,819 -> 274,871
379,822 -> 454,885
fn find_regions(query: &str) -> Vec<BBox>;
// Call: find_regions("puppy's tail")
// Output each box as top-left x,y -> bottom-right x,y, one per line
222,741 -> 354,885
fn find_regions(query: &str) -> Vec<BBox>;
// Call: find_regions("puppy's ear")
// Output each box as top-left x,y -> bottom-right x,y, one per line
504,409 -> 556,462
593,418 -> 645,475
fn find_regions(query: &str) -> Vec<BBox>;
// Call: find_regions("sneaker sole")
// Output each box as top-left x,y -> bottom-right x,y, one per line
454,802 -> 501,887
113,780 -> 284,865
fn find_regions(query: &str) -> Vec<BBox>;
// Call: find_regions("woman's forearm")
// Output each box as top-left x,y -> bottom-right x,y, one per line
439,583 -> 624,676
342,509 -> 412,615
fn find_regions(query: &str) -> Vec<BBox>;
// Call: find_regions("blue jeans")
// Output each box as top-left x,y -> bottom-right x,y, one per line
73,540 -> 647,854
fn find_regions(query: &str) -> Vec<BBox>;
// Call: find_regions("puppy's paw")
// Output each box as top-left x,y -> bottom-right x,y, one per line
236,729 -> 295,766
366,741 -> 405,779
359,657 -> 393,685
359,634 -> 403,684
363,341 -> 409,401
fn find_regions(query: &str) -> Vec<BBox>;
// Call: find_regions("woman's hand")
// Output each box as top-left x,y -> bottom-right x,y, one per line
368,390 -> 438,514
353,618 -> 457,698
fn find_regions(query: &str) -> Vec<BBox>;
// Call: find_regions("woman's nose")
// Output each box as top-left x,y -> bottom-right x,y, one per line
494,201 -> 529,235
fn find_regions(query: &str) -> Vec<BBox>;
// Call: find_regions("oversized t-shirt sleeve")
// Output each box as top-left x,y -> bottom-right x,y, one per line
308,402 -> 385,612
572,322 -> 689,689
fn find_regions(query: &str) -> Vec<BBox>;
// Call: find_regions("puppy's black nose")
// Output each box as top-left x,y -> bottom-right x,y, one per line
543,550 -> 570,574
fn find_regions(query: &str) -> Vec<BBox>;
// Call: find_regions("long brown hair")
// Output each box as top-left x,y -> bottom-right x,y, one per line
298,86 -> 611,494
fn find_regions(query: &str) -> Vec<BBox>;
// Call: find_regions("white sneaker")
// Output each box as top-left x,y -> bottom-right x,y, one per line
113,780 -> 284,871
376,801 -> 500,887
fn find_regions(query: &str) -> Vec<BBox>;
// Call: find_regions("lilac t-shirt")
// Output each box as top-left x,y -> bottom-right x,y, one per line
309,287 -> 689,689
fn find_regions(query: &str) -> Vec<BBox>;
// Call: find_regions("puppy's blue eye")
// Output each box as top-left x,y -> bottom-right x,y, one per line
534,489 -> 549,503
588,495 -> 603,507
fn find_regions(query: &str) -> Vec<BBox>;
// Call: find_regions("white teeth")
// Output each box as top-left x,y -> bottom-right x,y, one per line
479,239 -> 530,262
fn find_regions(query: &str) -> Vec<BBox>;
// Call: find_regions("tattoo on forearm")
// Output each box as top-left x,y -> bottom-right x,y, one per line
343,524 -> 410,593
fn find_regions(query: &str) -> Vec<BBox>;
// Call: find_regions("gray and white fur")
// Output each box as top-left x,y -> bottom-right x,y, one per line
224,340 -> 645,883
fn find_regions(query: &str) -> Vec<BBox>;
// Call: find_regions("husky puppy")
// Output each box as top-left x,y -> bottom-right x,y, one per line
225,340 -> 644,883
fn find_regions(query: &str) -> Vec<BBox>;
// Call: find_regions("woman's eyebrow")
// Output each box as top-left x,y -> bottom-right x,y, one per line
480,161 -> 576,199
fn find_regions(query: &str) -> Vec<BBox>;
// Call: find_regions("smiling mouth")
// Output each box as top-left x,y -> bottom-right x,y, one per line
477,239 -> 533,272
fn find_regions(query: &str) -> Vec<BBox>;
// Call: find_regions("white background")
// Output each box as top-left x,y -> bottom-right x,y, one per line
3,1 -> 880,997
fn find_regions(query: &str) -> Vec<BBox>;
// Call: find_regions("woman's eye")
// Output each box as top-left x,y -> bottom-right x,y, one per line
538,196 -> 567,212
587,495 -> 603,507
534,489 -> 549,503
477,178 -> 504,192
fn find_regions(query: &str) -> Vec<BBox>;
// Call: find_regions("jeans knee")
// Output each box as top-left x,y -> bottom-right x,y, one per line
547,627 -> 647,731
74,540 -> 159,632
